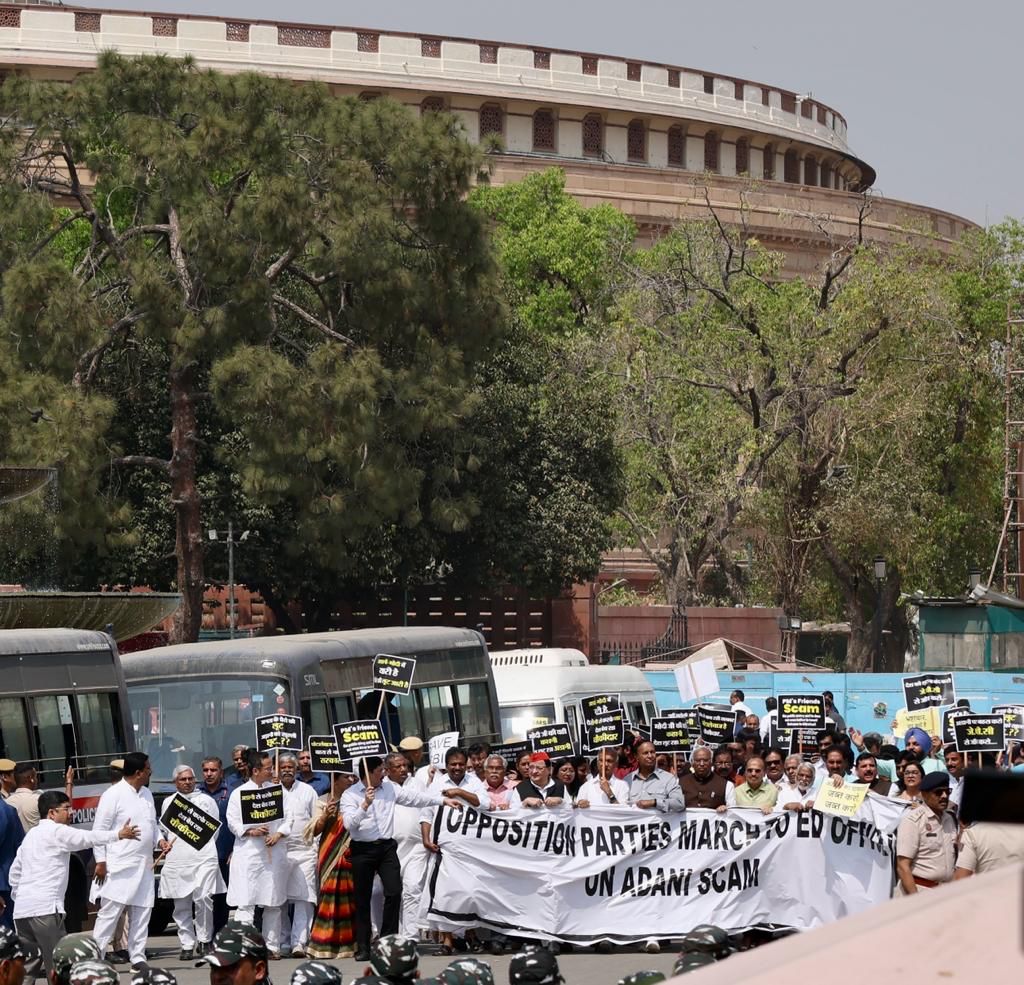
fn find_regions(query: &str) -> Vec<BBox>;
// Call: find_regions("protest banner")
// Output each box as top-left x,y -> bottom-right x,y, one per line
813,782 -> 869,819
902,673 -> 956,711
660,708 -> 699,729
527,724 -> 575,758
372,653 -> 416,696
650,717 -> 693,754
255,713 -> 303,753
942,706 -> 971,745
673,658 -> 719,703
696,706 -> 737,745
767,722 -> 792,752
429,731 -> 460,768
581,694 -> 622,724
585,711 -> 625,753
777,695 -> 826,733
333,720 -> 388,760
892,706 -> 940,739
307,734 -> 350,773
789,727 -> 819,760
492,741 -> 530,766
161,793 -> 220,851
239,784 -> 284,825
426,805 -> 897,943
991,705 -> 1024,744
953,714 -> 1005,754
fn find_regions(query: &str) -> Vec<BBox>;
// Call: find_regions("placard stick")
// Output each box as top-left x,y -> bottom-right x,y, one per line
274,747 -> 280,781
376,690 -> 387,721
151,837 -> 176,869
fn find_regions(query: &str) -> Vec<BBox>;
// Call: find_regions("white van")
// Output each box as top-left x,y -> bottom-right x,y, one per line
489,647 -> 658,744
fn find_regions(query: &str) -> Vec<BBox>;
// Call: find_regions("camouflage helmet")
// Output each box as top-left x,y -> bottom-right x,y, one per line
679,924 -> 731,958
52,934 -> 102,983
131,967 -> 178,985
198,921 -> 268,967
508,948 -> 564,985
435,970 -> 473,985
617,972 -> 667,985
368,935 -> 419,981
672,952 -> 718,976
67,960 -> 120,985
447,958 -> 495,985
0,927 -> 42,967
290,962 -> 344,985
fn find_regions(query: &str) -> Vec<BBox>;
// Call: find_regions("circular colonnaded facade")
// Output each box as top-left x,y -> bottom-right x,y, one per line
0,3 -> 975,273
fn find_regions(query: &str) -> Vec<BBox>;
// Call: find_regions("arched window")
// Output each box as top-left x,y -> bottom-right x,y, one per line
627,119 -> 646,162
784,149 -> 800,183
804,155 -> 818,187
667,125 -> 686,167
762,143 -> 775,180
420,96 -> 445,115
582,113 -> 603,157
735,137 -> 750,175
478,103 -> 504,139
703,131 -> 719,172
533,109 -> 556,151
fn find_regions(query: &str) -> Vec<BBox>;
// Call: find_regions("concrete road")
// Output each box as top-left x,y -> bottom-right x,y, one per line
126,935 -> 688,985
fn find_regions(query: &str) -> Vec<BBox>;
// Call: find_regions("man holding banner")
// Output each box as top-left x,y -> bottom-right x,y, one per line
157,765 -> 225,960
225,750 -> 291,958
625,743 -> 684,814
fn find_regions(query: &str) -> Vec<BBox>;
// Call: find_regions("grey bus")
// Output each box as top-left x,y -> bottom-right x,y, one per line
120,626 -> 501,787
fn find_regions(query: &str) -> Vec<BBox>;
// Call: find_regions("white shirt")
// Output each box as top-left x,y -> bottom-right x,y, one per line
577,775 -> 629,806
759,709 -> 778,742
158,789 -> 225,900
341,780 -> 441,841
282,780 -> 320,853
92,780 -> 159,907
732,701 -> 753,718
418,772 -> 487,824
10,819 -> 120,917
507,778 -> 566,811
773,779 -> 816,811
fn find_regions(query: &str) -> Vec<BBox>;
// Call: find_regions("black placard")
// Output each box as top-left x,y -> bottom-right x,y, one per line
585,710 -> 625,752
308,734 -> 351,773
942,707 -> 971,745
953,714 -> 1006,754
581,694 -> 622,725
255,713 -> 303,753
333,720 -> 388,759
789,727 -> 819,760
527,724 -> 575,758
697,707 -> 737,745
650,717 -> 693,754
777,695 -> 826,732
767,723 -> 792,752
903,673 -> 956,711
161,793 -> 220,851
492,741 -> 530,766
991,705 -> 1024,743
239,784 -> 285,825
660,708 -> 699,728
372,653 -> 416,696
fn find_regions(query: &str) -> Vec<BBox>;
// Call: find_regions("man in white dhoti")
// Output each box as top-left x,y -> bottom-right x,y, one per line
278,754 -> 318,957
91,753 -> 165,971
158,765 -> 226,961
225,749 -> 291,959
382,753 -> 426,937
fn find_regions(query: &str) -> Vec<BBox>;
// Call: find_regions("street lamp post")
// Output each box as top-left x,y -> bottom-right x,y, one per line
968,566 -> 982,591
208,520 -> 250,639
873,556 -> 887,671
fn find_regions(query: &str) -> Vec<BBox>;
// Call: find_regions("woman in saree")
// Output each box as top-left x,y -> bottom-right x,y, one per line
305,771 -> 359,959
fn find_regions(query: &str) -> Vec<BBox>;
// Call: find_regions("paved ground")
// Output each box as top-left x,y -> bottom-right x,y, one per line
130,935 -> 688,985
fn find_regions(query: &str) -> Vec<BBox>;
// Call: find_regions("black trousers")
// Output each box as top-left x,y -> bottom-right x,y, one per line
350,838 -> 402,952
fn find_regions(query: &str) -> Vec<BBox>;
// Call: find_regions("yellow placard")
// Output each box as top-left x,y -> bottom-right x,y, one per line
813,781 -> 868,818
892,706 -> 939,738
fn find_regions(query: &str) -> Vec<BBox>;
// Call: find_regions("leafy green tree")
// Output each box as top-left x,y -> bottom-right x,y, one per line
0,53 -> 503,639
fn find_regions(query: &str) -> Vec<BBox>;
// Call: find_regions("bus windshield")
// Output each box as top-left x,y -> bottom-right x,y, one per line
499,702 -> 557,741
127,676 -> 291,782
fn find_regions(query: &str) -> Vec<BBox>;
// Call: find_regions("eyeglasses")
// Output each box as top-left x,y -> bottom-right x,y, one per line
764,760 -> 783,766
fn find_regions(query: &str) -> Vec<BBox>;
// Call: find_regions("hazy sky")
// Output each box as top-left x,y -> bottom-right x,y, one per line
91,0 -> 1021,227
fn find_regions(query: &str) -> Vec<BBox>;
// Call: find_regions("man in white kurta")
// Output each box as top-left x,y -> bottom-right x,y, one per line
382,753 -> 427,936
225,750 -> 291,957
91,753 -> 164,969
158,765 -> 226,960
278,754 -> 318,957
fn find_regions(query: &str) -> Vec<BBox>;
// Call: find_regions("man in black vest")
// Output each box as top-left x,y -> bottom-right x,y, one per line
680,747 -> 729,809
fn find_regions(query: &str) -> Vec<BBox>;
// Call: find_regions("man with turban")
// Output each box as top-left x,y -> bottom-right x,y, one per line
903,728 -> 943,774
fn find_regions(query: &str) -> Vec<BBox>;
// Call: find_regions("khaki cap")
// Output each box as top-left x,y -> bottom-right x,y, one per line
398,736 -> 424,751
0,759 -> 15,772
108,758 -> 125,770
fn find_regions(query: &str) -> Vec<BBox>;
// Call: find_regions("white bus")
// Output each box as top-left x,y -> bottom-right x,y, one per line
489,647 -> 658,744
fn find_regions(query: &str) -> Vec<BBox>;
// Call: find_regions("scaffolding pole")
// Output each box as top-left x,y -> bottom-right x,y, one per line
998,303 -> 1024,595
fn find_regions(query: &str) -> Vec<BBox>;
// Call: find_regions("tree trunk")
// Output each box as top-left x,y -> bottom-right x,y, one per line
167,363 -> 204,643
844,571 -> 906,673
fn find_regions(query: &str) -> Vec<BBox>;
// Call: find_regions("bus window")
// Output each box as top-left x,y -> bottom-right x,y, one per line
419,686 -> 457,737
0,697 -> 31,762
75,693 -> 126,781
499,703 -> 556,742
31,694 -> 74,780
394,694 -> 420,742
330,696 -> 354,724
301,698 -> 330,738
564,705 -> 580,746
454,683 -> 493,741
644,700 -> 658,722
627,701 -> 647,725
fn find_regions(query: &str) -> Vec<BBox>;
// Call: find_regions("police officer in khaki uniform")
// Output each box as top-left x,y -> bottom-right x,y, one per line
895,771 -> 957,895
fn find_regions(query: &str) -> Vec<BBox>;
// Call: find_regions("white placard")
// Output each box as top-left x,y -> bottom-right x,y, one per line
674,657 -> 720,702
428,731 -> 460,768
